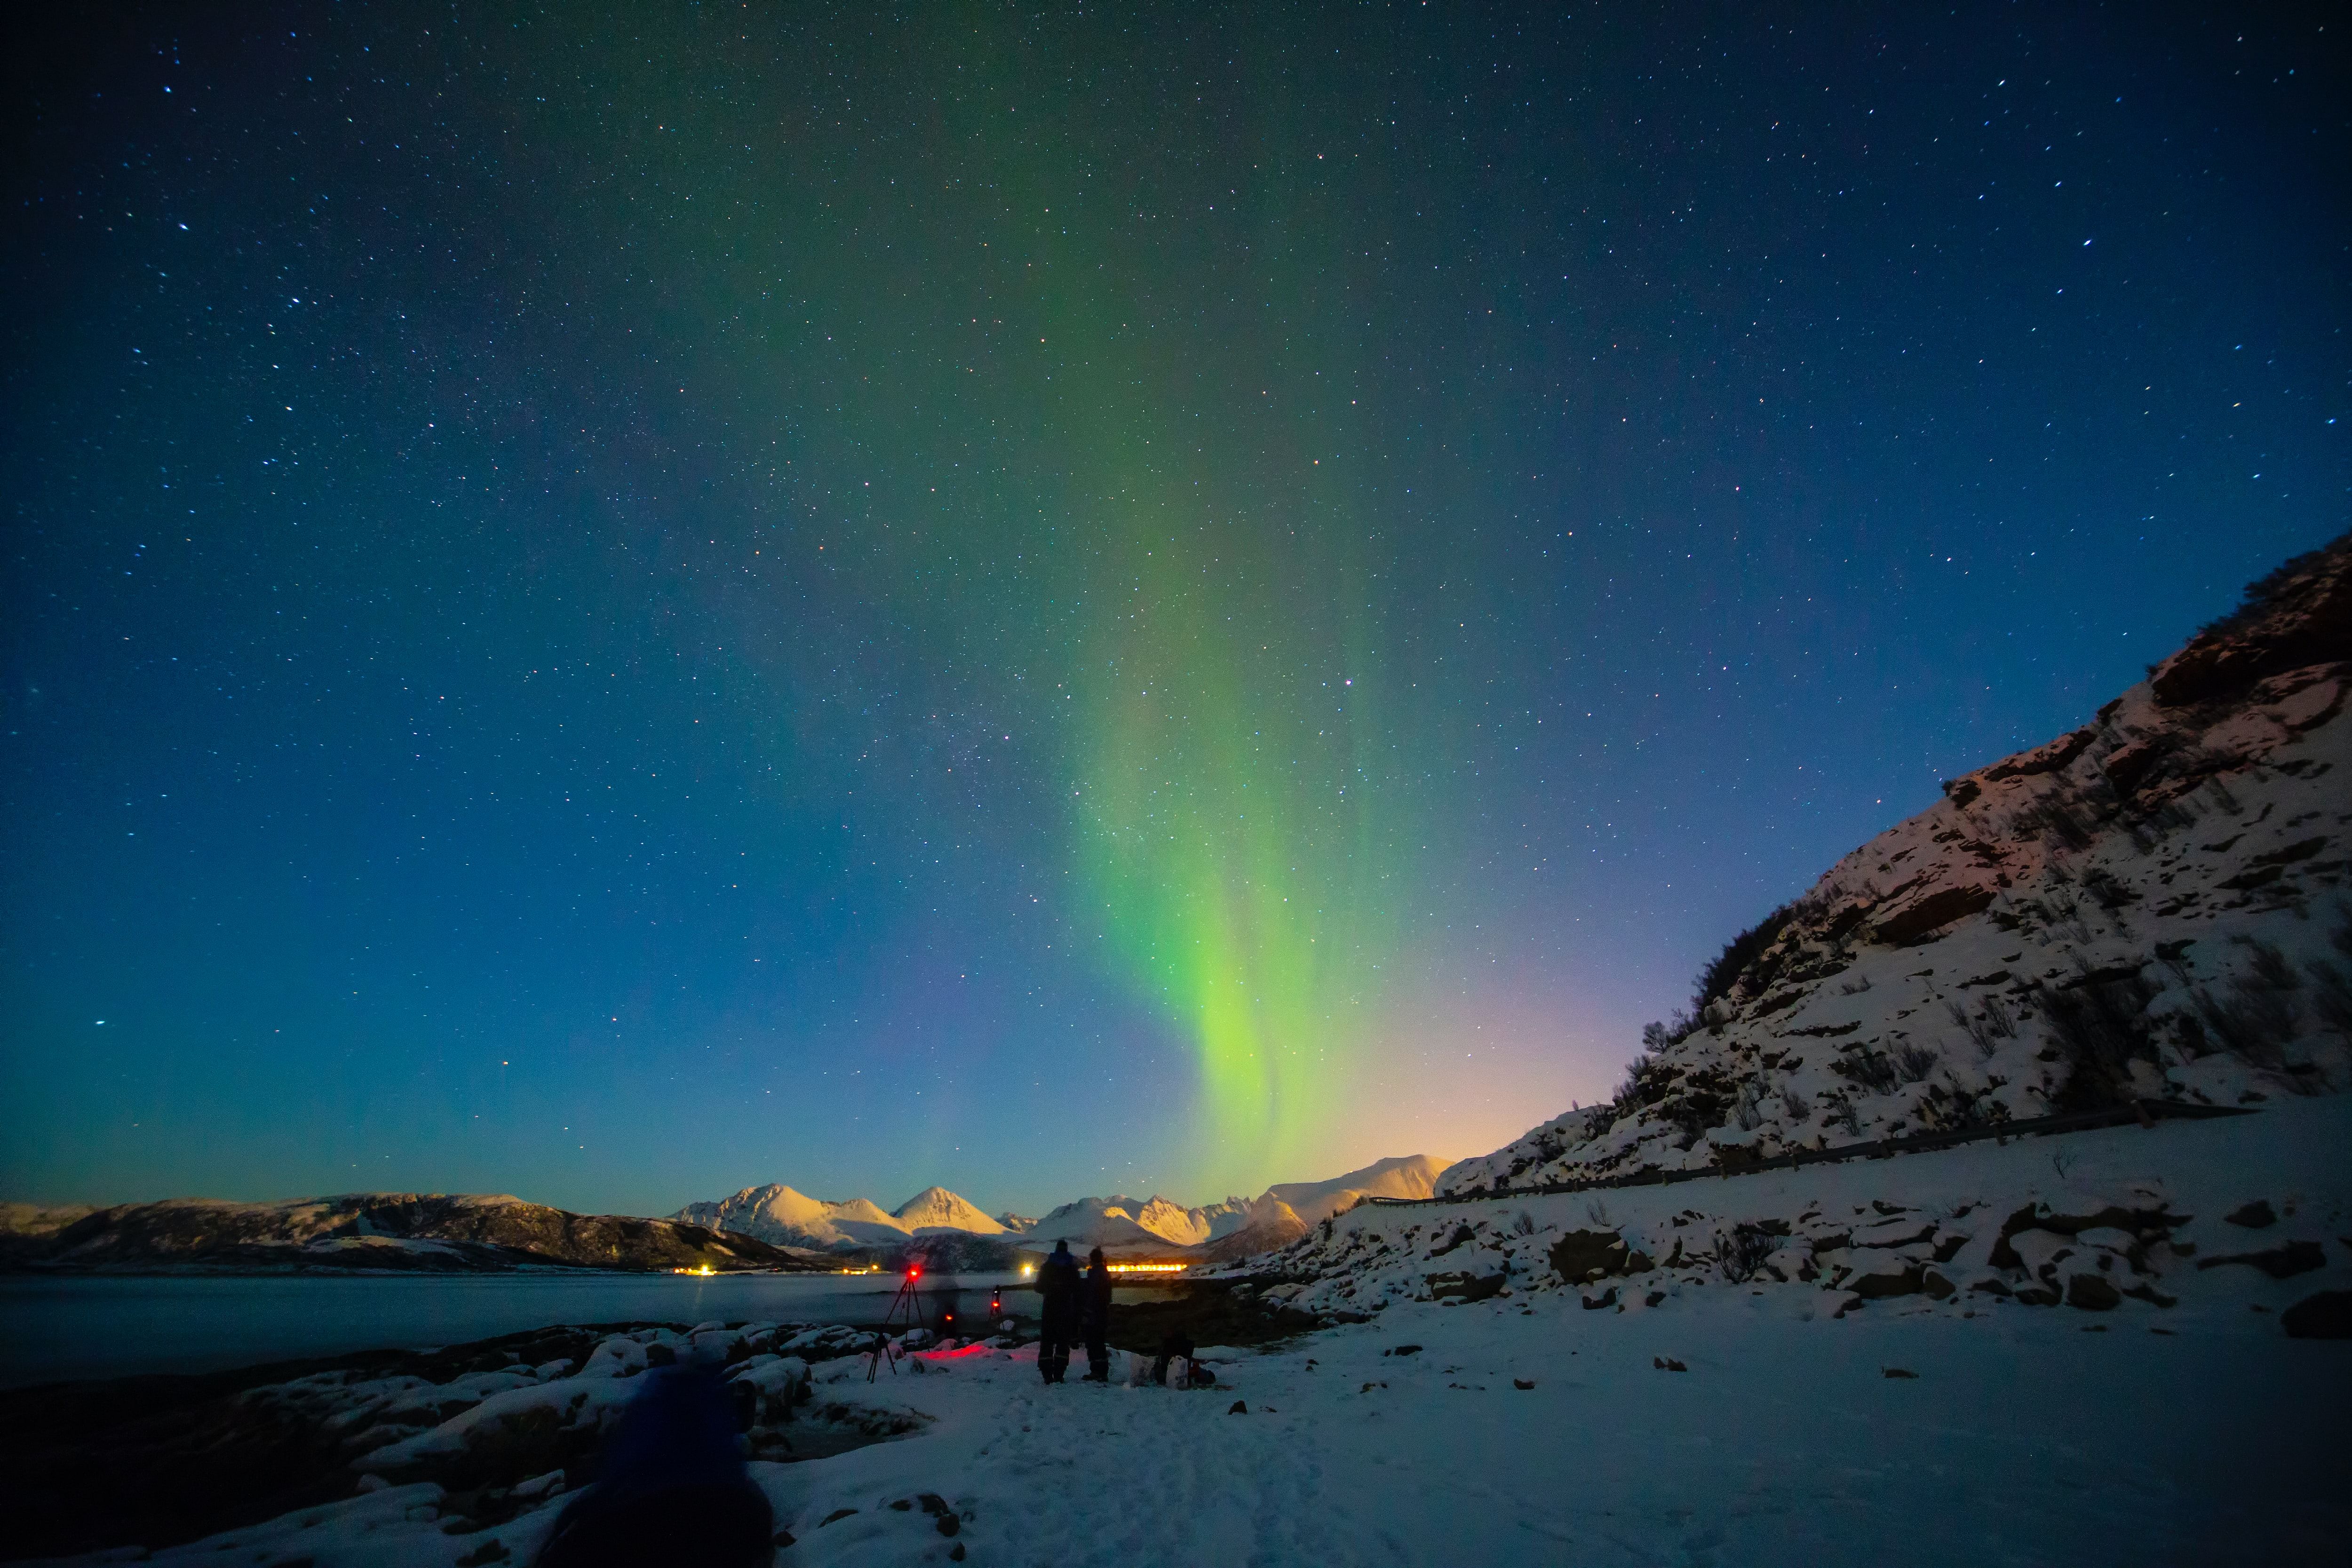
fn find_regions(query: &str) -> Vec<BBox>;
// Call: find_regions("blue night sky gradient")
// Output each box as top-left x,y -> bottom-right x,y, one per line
3,4 -> 2345,1217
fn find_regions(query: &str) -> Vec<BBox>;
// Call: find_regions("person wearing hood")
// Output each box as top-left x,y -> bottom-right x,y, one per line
1081,1245 -> 1114,1382
1035,1238 -> 1080,1384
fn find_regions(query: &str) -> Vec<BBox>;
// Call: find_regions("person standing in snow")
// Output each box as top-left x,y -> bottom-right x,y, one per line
1036,1238 -> 1080,1384
1081,1245 -> 1114,1382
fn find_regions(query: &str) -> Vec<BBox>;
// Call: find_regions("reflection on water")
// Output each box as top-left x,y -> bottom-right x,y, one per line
0,1270 -> 1079,1389
0,1271 -> 1193,1389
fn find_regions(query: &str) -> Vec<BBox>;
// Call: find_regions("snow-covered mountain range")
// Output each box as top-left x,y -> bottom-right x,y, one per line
671,1154 -> 1455,1259
1443,529 -> 2352,1196
669,1185 -> 1008,1250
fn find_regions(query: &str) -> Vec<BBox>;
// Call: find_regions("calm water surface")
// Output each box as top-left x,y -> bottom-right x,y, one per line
0,1270 -> 1053,1389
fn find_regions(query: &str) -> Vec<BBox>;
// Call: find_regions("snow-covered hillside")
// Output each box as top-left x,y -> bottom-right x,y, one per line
1446,531 -> 2352,1196
1267,1154 -> 1451,1225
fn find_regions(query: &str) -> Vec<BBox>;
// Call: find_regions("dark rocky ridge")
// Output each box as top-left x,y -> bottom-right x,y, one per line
0,1192 -> 823,1274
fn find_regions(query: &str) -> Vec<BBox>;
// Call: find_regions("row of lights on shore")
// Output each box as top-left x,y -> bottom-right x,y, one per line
676,1260 -> 1191,1277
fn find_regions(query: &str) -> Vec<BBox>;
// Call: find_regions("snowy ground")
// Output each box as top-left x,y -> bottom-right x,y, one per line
29,1099 -> 2350,1567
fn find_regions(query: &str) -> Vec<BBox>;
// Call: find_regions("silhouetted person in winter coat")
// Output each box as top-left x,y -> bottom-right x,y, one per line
1036,1239 -> 1080,1384
1081,1246 -> 1114,1381
534,1365 -> 773,1568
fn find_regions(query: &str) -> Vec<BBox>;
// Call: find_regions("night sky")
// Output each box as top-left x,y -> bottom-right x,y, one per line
5,5 -> 2344,1218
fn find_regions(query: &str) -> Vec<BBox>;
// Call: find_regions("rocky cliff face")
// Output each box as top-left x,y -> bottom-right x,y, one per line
1444,532 -> 2352,1195
5,1192 -> 820,1273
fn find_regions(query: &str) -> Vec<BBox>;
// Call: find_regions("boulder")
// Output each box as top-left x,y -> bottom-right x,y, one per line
1847,1258 -> 1924,1300
1424,1271 -> 1507,1302
2281,1291 -> 2352,1339
2065,1273 -> 2121,1311
1547,1229 -> 1651,1285
2195,1241 -> 2326,1280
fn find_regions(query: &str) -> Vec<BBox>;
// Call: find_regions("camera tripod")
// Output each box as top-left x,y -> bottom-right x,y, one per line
866,1265 -> 931,1382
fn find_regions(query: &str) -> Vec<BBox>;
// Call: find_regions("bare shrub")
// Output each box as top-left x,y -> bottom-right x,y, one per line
1836,1049 -> 1901,1096
2235,937 -> 2301,992
1732,1082 -> 1767,1132
1641,1010 -> 1698,1051
2041,971 -> 2162,1107
1892,1043 -> 1942,1083
1612,1050 -> 1664,1108
2196,983 -> 2299,1071
1828,1093 -> 1863,1136
1944,995 -> 2017,1060
2080,868 -> 2137,910
1692,905 -> 1795,1012
1780,1086 -> 1812,1121
1715,1224 -> 1779,1284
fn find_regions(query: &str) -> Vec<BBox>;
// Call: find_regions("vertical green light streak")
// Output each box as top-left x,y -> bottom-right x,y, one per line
1070,503 -> 1398,1179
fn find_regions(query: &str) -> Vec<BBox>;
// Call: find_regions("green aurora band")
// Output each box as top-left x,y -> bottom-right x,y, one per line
882,22 -> 1436,1179
569,11 -> 1464,1181
1072,509 -> 1404,1176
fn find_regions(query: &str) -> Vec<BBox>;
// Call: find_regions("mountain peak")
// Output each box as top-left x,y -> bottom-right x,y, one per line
891,1186 -> 1006,1234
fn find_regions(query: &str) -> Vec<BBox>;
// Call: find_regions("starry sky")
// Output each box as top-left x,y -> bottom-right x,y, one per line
4,4 -> 2344,1218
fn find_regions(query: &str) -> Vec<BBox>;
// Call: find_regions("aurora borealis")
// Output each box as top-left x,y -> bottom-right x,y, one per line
5,5 -> 2344,1216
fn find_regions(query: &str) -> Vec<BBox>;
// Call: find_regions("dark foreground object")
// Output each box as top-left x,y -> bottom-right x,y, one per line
1106,1280 -> 1318,1356
0,1324 -> 628,1560
2281,1290 -> 2352,1339
536,1368 -> 771,1568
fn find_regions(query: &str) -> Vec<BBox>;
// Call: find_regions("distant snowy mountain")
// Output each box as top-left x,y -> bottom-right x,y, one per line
1020,1158 -> 1452,1258
670,1158 -> 1453,1262
671,1184 -> 1004,1250
1445,530 -> 2352,1196
1021,1195 -> 1200,1255
892,1186 -> 1008,1234
1266,1154 -> 1453,1225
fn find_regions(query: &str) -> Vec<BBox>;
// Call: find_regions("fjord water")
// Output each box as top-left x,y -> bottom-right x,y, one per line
0,1270 -> 1036,1388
